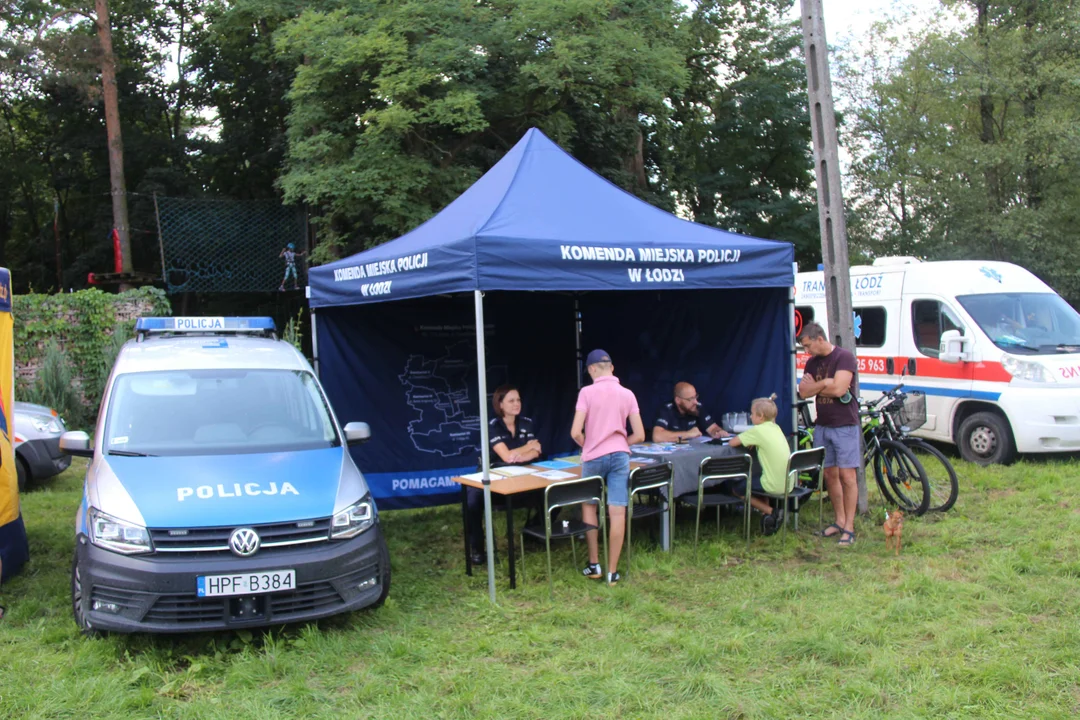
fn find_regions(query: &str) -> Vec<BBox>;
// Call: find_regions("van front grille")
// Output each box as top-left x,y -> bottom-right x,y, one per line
149,518 -> 332,555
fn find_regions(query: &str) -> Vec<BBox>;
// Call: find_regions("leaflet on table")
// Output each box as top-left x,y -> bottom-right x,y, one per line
460,472 -> 506,482
490,465 -> 536,477
629,456 -> 657,463
533,469 -> 576,480
532,459 -> 580,470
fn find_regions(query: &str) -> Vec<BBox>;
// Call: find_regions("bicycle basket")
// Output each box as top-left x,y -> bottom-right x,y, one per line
889,392 -> 927,432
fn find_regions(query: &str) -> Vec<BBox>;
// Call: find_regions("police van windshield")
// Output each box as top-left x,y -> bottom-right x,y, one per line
957,292 -> 1080,354
104,369 -> 340,456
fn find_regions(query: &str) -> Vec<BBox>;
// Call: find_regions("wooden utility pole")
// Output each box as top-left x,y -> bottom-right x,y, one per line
94,0 -> 132,275
800,0 -> 867,512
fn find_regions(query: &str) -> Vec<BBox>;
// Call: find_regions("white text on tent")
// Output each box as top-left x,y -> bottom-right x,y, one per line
333,252 -> 429,282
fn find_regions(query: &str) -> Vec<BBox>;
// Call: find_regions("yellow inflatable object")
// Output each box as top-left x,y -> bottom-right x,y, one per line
0,268 -> 28,582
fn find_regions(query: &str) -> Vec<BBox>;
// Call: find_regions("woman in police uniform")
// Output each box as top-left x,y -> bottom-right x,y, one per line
467,385 -> 543,564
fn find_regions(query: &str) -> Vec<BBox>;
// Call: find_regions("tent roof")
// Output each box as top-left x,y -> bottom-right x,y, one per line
309,128 -> 794,308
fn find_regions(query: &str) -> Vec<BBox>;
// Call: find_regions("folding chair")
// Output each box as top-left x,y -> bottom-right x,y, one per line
752,446 -> 825,545
519,475 -> 607,598
625,462 -> 673,577
676,455 -> 750,558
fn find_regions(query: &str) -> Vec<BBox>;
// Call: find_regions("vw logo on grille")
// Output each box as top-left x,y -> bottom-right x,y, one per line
229,527 -> 261,557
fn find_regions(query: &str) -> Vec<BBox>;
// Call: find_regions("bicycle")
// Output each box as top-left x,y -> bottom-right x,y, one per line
796,396 -> 932,516
869,384 -> 960,513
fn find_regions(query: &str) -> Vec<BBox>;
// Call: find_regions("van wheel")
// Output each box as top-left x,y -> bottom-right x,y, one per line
958,412 -> 1016,466
71,552 -> 103,638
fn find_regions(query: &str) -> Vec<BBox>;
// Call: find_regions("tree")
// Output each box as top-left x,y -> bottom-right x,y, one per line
655,0 -> 817,267
1,0 -> 201,290
269,0 -> 815,264
839,0 -> 1080,304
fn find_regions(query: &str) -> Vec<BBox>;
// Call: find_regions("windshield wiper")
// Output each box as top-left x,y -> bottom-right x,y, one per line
108,449 -> 156,457
997,342 -> 1041,353
1055,344 -> 1080,353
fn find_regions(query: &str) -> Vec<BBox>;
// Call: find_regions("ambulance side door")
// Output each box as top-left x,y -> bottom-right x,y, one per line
900,296 -> 973,439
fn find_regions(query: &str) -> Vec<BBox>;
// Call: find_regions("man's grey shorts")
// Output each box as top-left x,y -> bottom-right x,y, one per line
814,425 -> 861,469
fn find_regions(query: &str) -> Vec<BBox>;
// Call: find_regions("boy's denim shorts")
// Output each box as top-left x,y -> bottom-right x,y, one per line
581,452 -> 631,507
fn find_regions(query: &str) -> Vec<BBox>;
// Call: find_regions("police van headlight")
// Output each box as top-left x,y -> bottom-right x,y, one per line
1002,354 -> 1057,384
89,508 -> 152,554
331,498 -> 375,539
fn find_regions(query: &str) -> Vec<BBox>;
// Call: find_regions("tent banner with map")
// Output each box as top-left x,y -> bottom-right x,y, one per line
0,268 -> 29,582
317,293 -> 579,510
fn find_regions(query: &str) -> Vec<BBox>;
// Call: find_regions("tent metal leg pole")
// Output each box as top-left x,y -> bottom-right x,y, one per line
574,297 -> 583,390
474,290 -> 497,604
789,270 -> 798,451
310,308 -> 320,378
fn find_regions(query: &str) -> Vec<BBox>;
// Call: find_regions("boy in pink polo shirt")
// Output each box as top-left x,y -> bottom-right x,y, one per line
570,350 -> 646,586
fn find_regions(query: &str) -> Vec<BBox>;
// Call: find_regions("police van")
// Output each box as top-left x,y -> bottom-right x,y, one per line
796,259 -> 1080,465
60,317 -> 389,633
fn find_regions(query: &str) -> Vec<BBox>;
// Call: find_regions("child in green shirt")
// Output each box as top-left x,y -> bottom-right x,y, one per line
728,395 -> 791,535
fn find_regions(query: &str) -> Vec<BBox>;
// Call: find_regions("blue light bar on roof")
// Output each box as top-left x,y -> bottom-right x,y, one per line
135,317 -> 276,333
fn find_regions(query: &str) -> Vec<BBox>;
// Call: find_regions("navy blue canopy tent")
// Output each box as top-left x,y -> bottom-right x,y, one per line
308,128 -> 796,598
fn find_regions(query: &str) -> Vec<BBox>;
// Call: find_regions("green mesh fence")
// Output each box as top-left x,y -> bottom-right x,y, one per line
156,196 -> 308,293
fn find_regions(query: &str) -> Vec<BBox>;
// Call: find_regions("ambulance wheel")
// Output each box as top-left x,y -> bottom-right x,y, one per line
71,552 -> 103,638
370,535 -> 391,609
958,412 -> 1016,466
16,456 -> 28,492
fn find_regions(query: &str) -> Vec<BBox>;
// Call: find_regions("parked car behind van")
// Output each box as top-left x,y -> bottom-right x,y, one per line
60,317 -> 390,634
14,401 -> 71,490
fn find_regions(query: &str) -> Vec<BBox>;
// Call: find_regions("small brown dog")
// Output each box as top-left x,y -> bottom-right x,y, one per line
883,509 -> 905,555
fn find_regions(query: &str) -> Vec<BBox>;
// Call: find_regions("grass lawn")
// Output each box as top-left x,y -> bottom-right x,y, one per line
2,456 -> 1079,719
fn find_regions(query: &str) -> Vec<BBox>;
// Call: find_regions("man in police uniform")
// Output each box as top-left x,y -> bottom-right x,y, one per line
652,382 -> 727,442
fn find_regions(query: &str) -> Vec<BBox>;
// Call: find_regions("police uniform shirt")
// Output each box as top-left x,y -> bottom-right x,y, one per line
654,402 -> 714,434
489,415 -> 536,452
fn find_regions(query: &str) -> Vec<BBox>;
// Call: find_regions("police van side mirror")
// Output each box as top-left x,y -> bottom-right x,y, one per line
343,422 -> 371,445
939,330 -> 971,364
59,431 -> 94,458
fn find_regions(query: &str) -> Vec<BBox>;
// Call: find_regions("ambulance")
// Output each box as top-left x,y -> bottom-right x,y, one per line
60,317 -> 390,634
795,259 -> 1080,465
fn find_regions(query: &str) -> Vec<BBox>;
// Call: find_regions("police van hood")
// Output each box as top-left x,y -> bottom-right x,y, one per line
101,447 -> 365,528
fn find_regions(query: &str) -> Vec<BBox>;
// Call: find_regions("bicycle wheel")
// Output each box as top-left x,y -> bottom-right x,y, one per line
903,439 -> 959,512
873,439 -> 931,516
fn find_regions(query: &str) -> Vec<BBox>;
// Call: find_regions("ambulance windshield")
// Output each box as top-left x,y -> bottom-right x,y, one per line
104,369 -> 340,456
957,292 -> 1080,354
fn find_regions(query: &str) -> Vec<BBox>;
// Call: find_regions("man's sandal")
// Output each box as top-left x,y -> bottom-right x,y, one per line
838,530 -> 856,547
818,523 -> 843,539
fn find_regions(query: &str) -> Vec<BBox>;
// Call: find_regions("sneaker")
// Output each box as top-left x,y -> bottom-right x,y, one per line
606,571 -> 621,586
761,512 -> 779,536
581,562 -> 602,579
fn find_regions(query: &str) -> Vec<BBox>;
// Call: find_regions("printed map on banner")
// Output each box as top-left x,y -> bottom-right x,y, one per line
398,339 -> 506,457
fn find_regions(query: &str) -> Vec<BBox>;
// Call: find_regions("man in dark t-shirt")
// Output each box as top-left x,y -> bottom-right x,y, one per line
799,322 -> 860,547
652,382 -> 727,442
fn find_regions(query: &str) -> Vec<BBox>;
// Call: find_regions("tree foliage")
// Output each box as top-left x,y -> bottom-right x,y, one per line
1,0 -> 208,291
270,0 -> 818,264
1,0 -> 817,288
839,0 -> 1080,304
